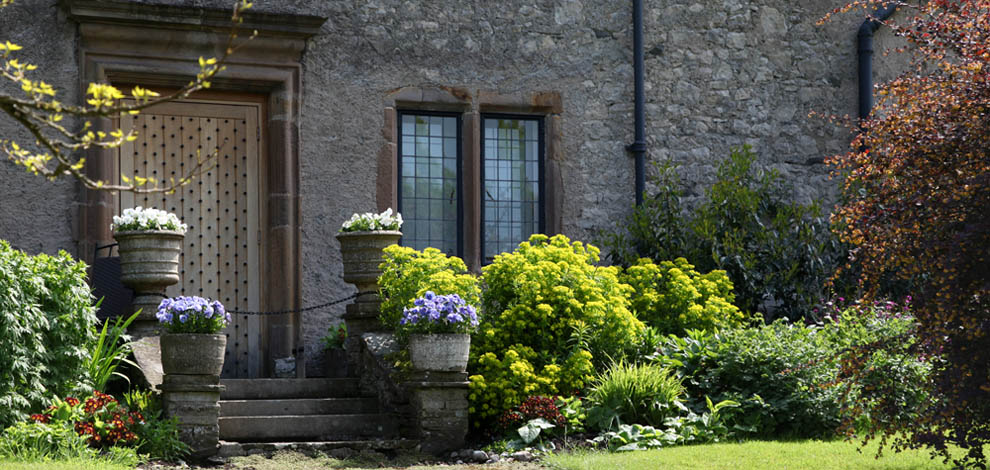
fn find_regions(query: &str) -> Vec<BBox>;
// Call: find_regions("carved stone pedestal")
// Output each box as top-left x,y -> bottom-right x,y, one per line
404,371 -> 470,455
161,374 -> 223,459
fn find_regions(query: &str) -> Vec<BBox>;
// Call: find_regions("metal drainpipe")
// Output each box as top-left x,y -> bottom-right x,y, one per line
627,0 -> 647,206
858,3 -> 898,122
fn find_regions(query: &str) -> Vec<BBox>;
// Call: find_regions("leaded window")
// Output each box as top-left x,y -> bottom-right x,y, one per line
397,112 -> 461,256
481,115 -> 544,262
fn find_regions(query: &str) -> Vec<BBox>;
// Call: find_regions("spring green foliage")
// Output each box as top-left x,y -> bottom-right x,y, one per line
601,146 -> 846,322
594,397 -> 739,451
0,422 -> 140,467
469,234 -> 644,427
0,422 -> 93,461
586,361 -> 684,431
0,241 -> 96,428
122,390 -> 189,461
86,311 -> 139,393
320,323 -> 347,350
378,245 -> 480,329
621,258 -> 744,335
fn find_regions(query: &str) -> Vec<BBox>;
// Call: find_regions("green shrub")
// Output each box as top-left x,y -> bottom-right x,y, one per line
621,258 -> 745,335
378,245 -> 480,329
600,146 -> 848,322
0,241 -> 97,428
825,303 -> 931,436
0,419 -> 142,466
692,321 -> 844,438
586,361 -> 684,431
657,303 -> 928,439
0,421 -> 93,461
469,234 -> 644,428
123,390 -> 189,461
470,345 -> 594,429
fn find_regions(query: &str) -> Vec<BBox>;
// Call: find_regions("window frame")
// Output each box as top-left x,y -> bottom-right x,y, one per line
479,113 -> 546,263
395,109 -> 465,258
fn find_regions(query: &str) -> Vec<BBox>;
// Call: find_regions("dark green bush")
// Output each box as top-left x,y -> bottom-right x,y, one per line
601,145 -> 848,322
656,304 -> 929,439
0,241 -> 97,428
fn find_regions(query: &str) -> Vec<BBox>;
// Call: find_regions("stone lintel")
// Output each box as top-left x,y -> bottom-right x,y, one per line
63,0 -> 327,39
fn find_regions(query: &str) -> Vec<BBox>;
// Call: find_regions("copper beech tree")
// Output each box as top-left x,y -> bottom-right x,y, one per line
0,0 -> 254,193
826,1 -> 989,467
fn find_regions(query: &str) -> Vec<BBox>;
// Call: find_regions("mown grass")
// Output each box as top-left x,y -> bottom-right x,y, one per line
546,439 -> 953,470
0,458 -> 133,470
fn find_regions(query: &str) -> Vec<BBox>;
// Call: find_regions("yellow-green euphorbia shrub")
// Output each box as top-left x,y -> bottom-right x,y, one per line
621,257 -> 745,335
377,245 -> 480,329
469,234 -> 644,427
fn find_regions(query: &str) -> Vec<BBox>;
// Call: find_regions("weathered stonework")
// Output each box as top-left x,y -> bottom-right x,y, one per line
161,375 -> 223,459
404,371 -> 471,455
0,0 -> 910,373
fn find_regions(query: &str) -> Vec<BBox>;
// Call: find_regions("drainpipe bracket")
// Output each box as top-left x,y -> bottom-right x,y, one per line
626,141 -> 647,154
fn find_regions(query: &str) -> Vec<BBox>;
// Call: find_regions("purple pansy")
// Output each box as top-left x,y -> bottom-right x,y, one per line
157,295 -> 229,333
399,291 -> 479,334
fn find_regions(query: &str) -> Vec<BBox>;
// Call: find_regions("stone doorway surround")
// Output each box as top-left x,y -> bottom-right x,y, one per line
66,0 -> 326,377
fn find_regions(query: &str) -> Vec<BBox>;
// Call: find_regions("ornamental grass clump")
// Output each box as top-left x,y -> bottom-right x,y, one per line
398,291 -> 479,337
587,360 -> 685,431
111,206 -> 187,233
339,208 -> 403,232
156,296 -> 229,334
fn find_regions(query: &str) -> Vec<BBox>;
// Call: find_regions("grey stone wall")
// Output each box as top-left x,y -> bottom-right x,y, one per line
0,0 -> 78,256
0,0 -> 908,372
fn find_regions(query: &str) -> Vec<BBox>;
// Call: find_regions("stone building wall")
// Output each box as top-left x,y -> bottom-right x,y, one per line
0,0 -> 907,372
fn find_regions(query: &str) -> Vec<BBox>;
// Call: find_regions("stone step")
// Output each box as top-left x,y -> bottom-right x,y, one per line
220,397 -> 379,417
220,378 -> 360,400
217,438 -> 419,458
218,414 -> 399,442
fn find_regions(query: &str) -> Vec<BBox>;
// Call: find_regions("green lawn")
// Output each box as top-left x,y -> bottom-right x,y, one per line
0,458 -> 132,470
546,440 -> 952,470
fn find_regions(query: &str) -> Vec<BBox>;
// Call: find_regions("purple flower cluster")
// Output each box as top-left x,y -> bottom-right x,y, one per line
157,296 -> 229,333
399,291 -> 478,333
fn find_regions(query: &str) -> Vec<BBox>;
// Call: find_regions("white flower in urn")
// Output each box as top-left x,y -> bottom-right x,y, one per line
340,208 -> 403,232
112,206 -> 188,234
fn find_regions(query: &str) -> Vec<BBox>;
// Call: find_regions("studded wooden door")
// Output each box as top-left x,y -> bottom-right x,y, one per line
118,100 -> 264,378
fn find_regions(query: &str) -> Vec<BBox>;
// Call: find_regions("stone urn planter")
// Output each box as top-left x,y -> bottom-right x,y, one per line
337,229 -> 402,369
113,229 -> 184,336
160,333 -> 227,376
335,230 -> 403,293
408,334 -> 471,372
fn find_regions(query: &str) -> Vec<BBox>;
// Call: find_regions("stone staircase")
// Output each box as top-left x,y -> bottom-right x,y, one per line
217,378 -> 413,457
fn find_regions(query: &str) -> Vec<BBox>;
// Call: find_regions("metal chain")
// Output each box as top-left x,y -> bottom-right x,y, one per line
95,243 -> 368,316
227,291 -> 376,316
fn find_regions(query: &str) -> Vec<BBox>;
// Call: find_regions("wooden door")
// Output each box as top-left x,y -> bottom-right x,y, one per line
118,100 -> 265,378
